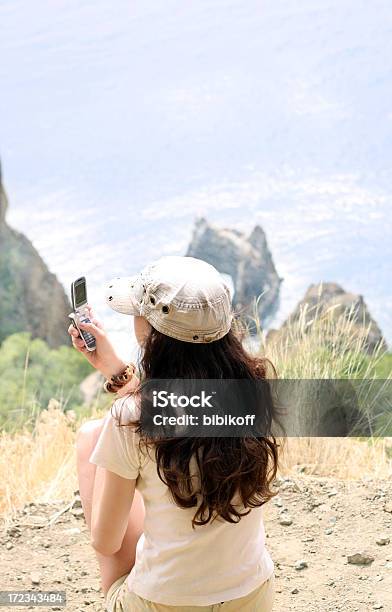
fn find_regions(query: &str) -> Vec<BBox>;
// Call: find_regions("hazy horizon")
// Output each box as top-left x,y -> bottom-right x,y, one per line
1,0 -> 391,347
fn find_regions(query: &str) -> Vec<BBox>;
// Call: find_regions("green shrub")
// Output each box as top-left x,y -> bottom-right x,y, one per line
373,353 -> 392,378
0,332 -> 93,430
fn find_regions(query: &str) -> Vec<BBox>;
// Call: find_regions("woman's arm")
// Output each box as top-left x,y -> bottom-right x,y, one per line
90,466 -> 136,556
68,306 -> 126,379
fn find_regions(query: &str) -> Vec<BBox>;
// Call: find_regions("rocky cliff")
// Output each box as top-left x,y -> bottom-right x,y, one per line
0,164 -> 8,224
268,282 -> 386,354
0,161 -> 72,347
186,218 -> 281,324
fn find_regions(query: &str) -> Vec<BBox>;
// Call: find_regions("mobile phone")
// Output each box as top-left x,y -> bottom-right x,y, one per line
69,276 -> 96,352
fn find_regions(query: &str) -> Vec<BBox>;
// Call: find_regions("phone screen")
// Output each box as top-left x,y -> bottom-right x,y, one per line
74,280 -> 87,307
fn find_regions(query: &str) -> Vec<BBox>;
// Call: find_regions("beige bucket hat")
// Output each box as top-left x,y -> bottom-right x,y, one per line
105,256 -> 233,343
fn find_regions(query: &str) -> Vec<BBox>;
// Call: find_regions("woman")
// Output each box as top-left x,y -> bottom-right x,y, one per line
70,255 -> 278,611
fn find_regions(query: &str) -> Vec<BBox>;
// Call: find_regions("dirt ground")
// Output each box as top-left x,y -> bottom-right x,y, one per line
1,475 -> 391,611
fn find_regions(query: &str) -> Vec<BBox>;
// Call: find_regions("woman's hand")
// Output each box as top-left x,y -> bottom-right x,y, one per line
68,307 -> 126,380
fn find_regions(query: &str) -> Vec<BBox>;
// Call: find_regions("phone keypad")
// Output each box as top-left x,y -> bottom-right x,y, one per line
79,316 -> 96,349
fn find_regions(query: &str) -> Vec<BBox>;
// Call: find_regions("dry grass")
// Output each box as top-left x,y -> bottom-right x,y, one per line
0,402 -> 78,526
279,436 -> 392,480
259,303 -> 392,480
1,406 -> 391,525
247,297 -> 387,379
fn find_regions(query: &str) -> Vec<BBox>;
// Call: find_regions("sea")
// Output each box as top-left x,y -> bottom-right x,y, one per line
1,0 -> 391,359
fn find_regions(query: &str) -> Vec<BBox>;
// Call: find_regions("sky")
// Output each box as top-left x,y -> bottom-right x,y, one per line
1,0 -> 391,352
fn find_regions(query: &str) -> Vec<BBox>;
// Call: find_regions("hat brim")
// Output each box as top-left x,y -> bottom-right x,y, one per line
105,275 -> 144,315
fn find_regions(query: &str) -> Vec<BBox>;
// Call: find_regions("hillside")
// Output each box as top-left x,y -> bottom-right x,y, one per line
0,161 -> 71,347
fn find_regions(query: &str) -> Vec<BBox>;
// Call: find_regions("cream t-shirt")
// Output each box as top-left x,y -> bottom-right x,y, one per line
89,397 -> 274,607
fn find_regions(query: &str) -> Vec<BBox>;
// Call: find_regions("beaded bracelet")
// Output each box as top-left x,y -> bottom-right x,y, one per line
104,363 -> 137,394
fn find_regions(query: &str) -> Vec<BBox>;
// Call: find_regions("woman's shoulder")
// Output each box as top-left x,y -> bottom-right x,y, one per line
110,394 -> 141,426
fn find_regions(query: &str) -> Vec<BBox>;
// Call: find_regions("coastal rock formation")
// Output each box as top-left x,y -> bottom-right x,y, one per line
80,372 -> 104,405
0,160 -> 72,347
0,164 -> 8,223
186,218 -> 281,324
268,282 -> 386,354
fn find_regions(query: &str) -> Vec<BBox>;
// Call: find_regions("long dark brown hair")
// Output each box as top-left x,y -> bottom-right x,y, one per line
117,323 -> 279,527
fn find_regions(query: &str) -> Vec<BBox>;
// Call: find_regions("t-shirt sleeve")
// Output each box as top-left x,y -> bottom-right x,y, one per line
89,398 -> 141,480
